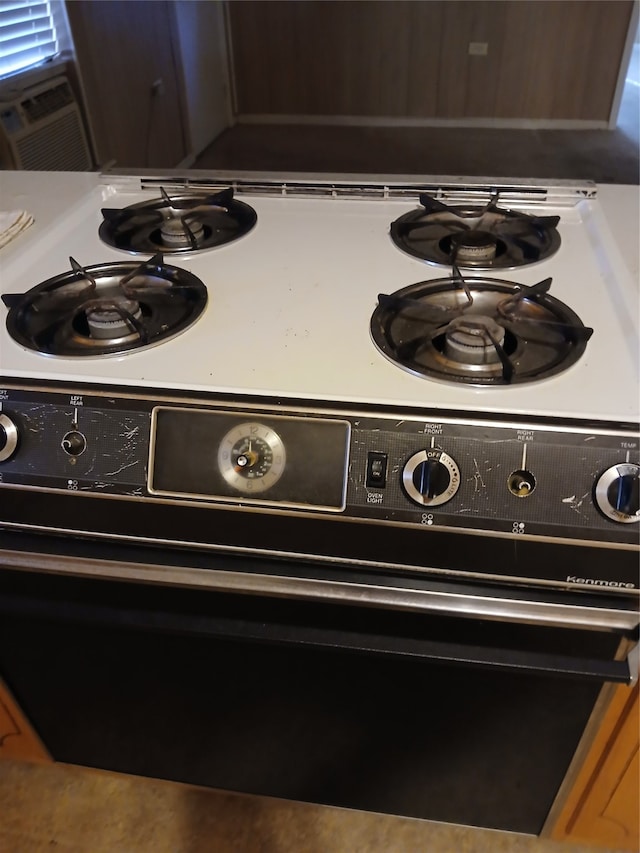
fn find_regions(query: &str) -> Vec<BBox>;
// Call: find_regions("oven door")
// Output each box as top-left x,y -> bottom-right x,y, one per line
0,532 -> 638,836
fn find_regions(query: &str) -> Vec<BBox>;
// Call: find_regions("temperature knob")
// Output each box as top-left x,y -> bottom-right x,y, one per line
594,463 -> 640,524
402,449 -> 460,507
0,413 -> 18,462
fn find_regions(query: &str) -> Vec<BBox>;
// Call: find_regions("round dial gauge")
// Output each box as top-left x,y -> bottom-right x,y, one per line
218,422 -> 286,494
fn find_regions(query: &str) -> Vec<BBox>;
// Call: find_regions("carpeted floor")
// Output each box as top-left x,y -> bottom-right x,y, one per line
0,759 -> 632,853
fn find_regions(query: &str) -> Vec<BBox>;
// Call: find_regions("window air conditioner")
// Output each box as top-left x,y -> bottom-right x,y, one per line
0,75 -> 92,170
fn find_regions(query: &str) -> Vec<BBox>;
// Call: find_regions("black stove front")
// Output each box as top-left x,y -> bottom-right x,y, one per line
0,375 -> 638,833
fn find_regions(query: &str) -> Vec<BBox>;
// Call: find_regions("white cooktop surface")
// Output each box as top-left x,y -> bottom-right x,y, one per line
0,171 -> 638,423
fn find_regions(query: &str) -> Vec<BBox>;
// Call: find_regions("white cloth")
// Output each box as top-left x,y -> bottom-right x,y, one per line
0,210 -> 34,249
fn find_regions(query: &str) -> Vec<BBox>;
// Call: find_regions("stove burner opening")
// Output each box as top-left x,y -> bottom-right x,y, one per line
370,273 -> 592,386
99,188 -> 257,255
5,255 -> 208,357
446,231 -> 503,265
442,315 -> 508,365
158,217 -> 207,248
390,193 -> 561,270
84,298 -> 144,341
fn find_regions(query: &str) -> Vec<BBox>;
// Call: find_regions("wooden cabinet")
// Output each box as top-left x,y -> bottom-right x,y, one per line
0,675 -> 50,763
551,682 -> 639,852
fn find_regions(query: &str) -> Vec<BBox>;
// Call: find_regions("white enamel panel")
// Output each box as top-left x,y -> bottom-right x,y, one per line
0,172 -> 637,424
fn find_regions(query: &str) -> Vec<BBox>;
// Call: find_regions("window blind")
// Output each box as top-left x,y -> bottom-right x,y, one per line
0,0 -> 59,78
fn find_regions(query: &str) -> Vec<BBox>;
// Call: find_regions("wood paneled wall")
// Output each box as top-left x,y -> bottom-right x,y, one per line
228,0 -> 634,121
67,0 -> 188,168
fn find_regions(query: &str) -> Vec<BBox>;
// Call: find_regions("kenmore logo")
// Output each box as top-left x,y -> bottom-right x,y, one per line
567,575 -> 635,589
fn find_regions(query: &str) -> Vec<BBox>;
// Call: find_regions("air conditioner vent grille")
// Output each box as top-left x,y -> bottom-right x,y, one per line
21,81 -> 74,123
16,109 -> 92,170
1,75 -> 92,170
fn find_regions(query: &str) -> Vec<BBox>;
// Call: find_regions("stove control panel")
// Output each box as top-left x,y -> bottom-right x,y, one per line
347,418 -> 639,547
0,385 -> 638,552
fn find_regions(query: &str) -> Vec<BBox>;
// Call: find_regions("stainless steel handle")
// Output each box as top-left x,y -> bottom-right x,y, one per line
0,547 -> 638,634
1,547 -> 637,684
1,547 -> 636,685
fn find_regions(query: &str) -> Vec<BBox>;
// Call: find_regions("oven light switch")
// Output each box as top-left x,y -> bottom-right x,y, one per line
366,452 -> 388,488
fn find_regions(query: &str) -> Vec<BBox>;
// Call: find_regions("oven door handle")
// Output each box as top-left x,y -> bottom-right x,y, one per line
298,629 -> 638,684
0,548 -> 637,683
2,577 -> 634,684
1,549 -> 637,632
171,612 -> 638,685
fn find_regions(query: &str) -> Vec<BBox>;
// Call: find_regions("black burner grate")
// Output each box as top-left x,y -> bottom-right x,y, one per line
99,187 -> 257,254
2,254 -> 208,357
371,271 -> 592,385
390,193 -> 561,269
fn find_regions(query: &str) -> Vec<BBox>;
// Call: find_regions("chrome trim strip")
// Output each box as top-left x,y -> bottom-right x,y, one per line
99,170 -> 597,205
0,548 -> 637,632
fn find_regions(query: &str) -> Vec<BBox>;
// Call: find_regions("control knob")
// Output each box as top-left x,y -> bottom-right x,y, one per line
0,413 -> 18,462
62,430 -> 87,457
402,449 -> 460,507
594,463 -> 640,524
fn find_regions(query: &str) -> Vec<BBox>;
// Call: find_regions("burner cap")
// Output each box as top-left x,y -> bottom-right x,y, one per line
159,216 -> 206,248
444,315 -> 505,365
86,298 -> 143,341
449,231 -> 498,265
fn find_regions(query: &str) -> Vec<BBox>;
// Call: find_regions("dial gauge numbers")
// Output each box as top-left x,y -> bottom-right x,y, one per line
218,422 -> 286,494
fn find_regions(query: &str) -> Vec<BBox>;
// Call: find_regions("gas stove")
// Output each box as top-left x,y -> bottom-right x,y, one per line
0,170 -> 638,598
